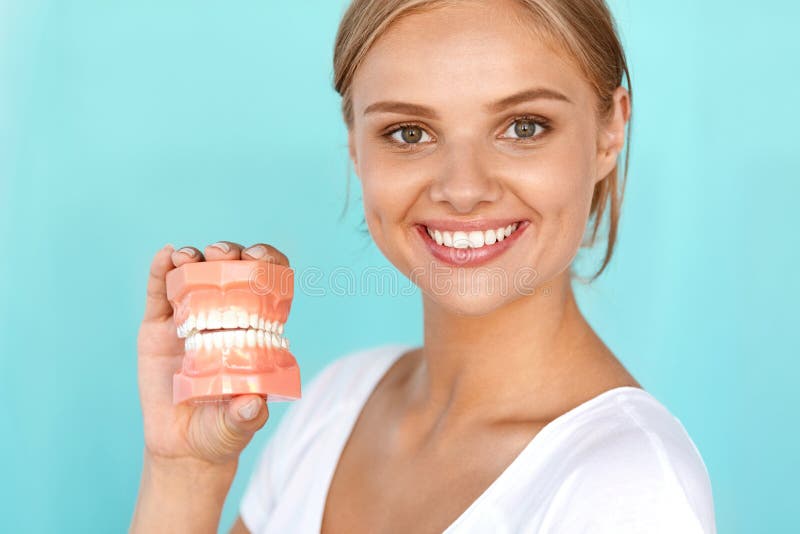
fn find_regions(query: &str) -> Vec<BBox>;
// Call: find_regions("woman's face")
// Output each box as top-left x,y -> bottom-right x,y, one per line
347,0 -> 628,315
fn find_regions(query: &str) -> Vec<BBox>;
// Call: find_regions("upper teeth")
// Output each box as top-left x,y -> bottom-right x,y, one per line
183,329 -> 289,352
177,309 -> 290,353
426,223 -> 519,249
176,311 -> 285,339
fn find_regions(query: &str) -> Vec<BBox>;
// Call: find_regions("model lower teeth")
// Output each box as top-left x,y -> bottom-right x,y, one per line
426,223 -> 519,249
176,311 -> 289,352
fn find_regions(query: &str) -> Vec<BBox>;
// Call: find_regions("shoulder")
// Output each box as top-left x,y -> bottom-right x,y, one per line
540,388 -> 717,533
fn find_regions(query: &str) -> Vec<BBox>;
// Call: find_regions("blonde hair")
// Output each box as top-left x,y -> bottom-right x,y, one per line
333,0 -> 633,283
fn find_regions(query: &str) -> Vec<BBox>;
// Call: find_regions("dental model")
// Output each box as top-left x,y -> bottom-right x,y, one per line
165,260 -> 301,405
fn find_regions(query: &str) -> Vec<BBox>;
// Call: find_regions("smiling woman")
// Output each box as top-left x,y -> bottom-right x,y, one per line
129,1 -> 716,533
231,1 -> 716,533
337,0 -> 633,286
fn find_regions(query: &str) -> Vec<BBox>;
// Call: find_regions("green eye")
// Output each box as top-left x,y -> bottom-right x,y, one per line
389,124 -> 432,145
513,119 -> 538,138
504,117 -> 549,141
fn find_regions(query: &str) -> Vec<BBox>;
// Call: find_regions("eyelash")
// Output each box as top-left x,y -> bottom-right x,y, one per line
381,114 -> 553,150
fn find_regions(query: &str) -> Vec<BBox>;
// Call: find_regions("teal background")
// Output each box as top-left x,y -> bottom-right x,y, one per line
1,0 -> 796,532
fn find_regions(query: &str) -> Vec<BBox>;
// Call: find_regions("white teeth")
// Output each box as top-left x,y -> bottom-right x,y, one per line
176,311 -> 289,352
234,329 -> 246,348
182,329 -> 289,352
427,223 -> 520,249
467,231 -> 484,248
207,310 -> 221,330
256,329 -> 265,347
452,231 -> 469,248
222,310 -> 238,329
176,314 -> 196,338
186,333 -> 195,351
223,330 -> 238,348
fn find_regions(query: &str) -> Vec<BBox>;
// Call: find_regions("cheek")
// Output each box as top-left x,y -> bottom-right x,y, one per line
359,152 -> 424,225
512,140 -> 596,242
361,177 -> 406,229
358,159 -> 419,252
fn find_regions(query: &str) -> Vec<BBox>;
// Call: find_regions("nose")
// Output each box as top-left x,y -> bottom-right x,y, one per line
428,140 -> 502,213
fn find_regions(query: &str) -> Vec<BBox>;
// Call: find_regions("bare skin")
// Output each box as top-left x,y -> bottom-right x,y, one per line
321,1 -> 634,532
130,241 -> 287,534
132,0 -> 634,531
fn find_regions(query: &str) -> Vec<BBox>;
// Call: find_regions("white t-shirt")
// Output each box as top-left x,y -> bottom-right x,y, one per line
239,343 -> 716,533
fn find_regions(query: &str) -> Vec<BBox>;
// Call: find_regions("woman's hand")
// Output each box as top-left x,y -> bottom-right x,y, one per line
136,241 -> 291,468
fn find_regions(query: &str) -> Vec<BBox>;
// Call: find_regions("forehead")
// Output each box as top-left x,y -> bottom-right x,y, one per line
351,1 -> 592,117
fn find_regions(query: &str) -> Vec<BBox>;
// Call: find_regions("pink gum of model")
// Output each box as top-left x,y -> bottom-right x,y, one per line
165,260 -> 301,405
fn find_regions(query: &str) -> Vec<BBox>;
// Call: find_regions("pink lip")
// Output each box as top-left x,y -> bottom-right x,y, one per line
414,220 -> 530,268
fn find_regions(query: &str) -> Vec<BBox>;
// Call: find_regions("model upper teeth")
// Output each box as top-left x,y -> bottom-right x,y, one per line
426,223 -> 519,248
176,311 -> 288,352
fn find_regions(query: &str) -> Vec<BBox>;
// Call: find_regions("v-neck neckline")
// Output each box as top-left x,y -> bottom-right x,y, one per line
316,344 -> 648,533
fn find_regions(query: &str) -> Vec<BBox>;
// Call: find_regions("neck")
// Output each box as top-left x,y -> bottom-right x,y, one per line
414,268 -> 595,420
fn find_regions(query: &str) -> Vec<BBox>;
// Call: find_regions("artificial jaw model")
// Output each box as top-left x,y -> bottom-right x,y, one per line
166,260 -> 301,405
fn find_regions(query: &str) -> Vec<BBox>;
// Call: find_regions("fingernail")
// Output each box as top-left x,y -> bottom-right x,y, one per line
163,243 -> 175,252
244,245 -> 267,259
238,399 -> 261,420
176,247 -> 196,257
210,241 -> 231,254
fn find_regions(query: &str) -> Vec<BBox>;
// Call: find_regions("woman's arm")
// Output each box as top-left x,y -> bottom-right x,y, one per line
130,452 -> 238,534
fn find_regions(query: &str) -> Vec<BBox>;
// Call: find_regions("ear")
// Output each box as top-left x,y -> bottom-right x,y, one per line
348,129 -> 360,179
595,86 -> 631,183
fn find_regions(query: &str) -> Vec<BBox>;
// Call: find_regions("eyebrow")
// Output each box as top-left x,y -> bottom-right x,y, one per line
362,86 -> 573,119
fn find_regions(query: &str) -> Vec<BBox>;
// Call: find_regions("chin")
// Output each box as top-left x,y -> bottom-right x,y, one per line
420,278 -> 536,317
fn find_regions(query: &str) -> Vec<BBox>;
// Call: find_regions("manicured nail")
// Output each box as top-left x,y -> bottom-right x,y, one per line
210,241 -> 231,254
244,245 -> 267,259
238,399 -> 260,420
163,243 -> 175,252
176,247 -> 196,257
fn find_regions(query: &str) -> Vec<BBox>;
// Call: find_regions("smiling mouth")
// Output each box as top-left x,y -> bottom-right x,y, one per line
423,223 -> 521,249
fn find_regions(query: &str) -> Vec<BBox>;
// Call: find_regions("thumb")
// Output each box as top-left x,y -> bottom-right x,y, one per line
228,394 -> 269,427
218,395 -> 270,450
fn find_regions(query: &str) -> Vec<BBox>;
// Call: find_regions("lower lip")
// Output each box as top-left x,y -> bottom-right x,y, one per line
415,221 -> 530,268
